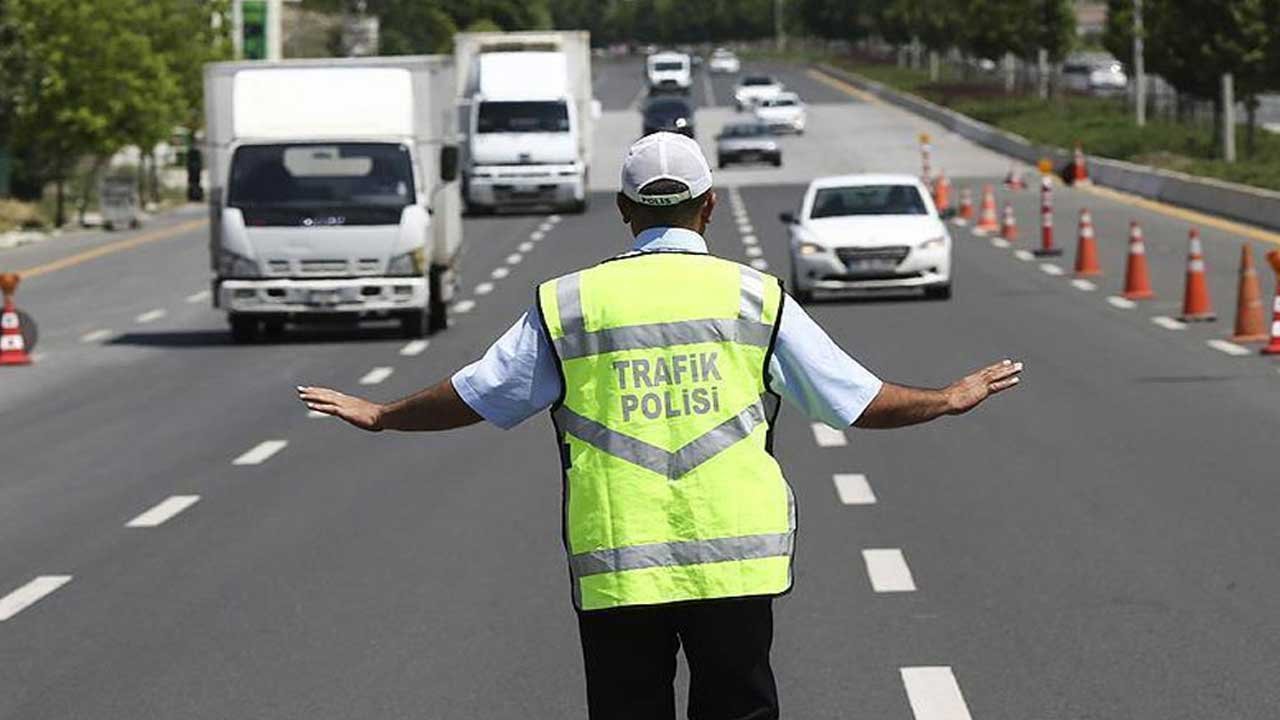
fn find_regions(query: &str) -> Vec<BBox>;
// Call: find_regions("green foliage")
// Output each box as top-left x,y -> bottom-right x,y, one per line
373,0 -> 458,54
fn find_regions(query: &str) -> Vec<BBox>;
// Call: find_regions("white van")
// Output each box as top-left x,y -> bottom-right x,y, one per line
646,51 -> 692,93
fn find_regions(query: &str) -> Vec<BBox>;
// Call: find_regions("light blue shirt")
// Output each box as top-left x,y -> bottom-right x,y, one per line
451,227 -> 883,430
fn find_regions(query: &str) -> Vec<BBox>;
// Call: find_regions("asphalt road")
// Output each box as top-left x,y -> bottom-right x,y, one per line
2,57 -> 1279,719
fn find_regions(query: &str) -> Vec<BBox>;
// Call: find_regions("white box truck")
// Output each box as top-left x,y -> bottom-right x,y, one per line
203,55 -> 463,342
454,31 -> 596,214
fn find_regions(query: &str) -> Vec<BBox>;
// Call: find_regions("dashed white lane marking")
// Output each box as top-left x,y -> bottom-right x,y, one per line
506,253 -> 523,265
1151,315 -> 1187,331
232,440 -> 288,466
547,214 -> 562,224
810,423 -> 848,447
750,259 -> 769,271
454,299 -> 477,314
1039,263 -> 1064,276
833,474 -> 876,505
972,228 -> 988,237
741,234 -> 758,245
862,548 -> 917,593
1071,279 -> 1097,291
135,308 -> 167,324
531,230 -> 545,241
185,289 -> 211,303
1206,339 -> 1252,356
359,366 -> 394,385
307,410 -> 328,418
126,495 -> 200,528
738,224 -> 755,235
745,246 -> 763,258
1013,249 -> 1034,261
400,339 -> 429,357
474,282 -> 494,295
538,222 -> 554,233
900,667 -> 974,720
990,237 -> 1010,248
0,576 -> 73,622
80,329 -> 114,343
519,241 -> 534,252
491,267 -> 510,279
1107,296 -> 1137,309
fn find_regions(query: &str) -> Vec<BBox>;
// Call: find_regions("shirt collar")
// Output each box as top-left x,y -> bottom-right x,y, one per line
632,226 -> 708,254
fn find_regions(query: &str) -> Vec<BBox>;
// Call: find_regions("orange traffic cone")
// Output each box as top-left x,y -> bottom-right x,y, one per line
1073,209 -> 1102,277
1262,250 -> 1280,355
1004,165 -> 1026,190
1071,142 -> 1091,186
956,187 -> 974,225
974,185 -> 999,233
1231,244 -> 1268,342
1122,221 -> 1155,300
1000,203 -> 1018,242
0,273 -> 33,366
933,173 -> 952,214
1033,175 -> 1062,257
1179,228 -> 1215,322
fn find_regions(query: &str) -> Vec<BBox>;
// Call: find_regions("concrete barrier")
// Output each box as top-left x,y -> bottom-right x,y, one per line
817,63 -> 1280,232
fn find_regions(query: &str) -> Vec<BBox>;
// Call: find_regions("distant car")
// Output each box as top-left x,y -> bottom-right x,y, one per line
733,75 -> 784,111
781,174 -> 951,302
646,51 -> 693,92
715,121 -> 781,168
708,49 -> 741,74
642,96 -> 696,138
753,92 -> 806,134
1062,53 -> 1128,96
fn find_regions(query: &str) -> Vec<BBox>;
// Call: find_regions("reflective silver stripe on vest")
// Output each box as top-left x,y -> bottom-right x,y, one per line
553,318 -> 772,360
554,401 -> 767,480
556,272 -> 584,338
739,266 -> 765,323
570,531 -> 793,578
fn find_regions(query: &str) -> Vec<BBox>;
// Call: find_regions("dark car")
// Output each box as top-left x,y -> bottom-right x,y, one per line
642,96 -> 696,138
715,121 -> 781,168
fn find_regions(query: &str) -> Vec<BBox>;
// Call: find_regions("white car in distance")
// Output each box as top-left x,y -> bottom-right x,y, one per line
753,92 -> 806,134
708,48 -> 740,74
781,174 -> 952,302
646,51 -> 693,93
733,75 -> 784,111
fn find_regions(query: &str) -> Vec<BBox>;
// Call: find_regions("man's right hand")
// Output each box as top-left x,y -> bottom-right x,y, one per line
297,386 -> 385,432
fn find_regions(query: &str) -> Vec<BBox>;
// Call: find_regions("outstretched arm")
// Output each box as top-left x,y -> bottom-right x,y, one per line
297,378 -> 483,432
853,359 -> 1022,429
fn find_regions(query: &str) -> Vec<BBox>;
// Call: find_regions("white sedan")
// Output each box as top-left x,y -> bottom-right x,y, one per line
753,92 -> 806,134
733,75 -> 784,111
781,174 -> 952,301
708,49 -> 740,74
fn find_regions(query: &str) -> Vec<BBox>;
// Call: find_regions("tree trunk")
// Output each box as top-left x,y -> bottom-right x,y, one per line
149,146 -> 160,205
1246,97 -> 1257,158
1211,96 -> 1222,157
77,156 -> 105,226
55,179 -> 65,228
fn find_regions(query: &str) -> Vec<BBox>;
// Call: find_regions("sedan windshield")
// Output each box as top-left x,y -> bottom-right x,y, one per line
741,76 -> 775,86
721,123 -> 770,138
809,185 -> 927,218
477,101 -> 570,133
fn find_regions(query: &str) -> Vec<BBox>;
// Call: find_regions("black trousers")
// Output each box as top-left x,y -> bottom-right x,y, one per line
576,596 -> 779,720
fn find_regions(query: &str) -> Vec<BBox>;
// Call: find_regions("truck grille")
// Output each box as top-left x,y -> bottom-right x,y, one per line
263,258 -> 383,277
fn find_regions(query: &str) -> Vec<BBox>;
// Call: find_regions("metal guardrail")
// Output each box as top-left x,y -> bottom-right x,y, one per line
815,63 -> 1280,233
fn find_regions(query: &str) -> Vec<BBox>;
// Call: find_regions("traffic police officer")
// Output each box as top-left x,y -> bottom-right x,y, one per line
299,132 -> 1023,719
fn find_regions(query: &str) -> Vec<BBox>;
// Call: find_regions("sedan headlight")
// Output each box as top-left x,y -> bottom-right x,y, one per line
217,249 -> 260,278
387,248 -> 426,276
918,235 -> 948,251
798,242 -> 825,256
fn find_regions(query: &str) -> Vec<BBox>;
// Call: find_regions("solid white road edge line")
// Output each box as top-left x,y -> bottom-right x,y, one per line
1206,339 -> 1251,356
810,423 -> 848,447
135,308 -> 167,324
1151,315 -> 1187,330
126,495 -> 201,528
400,339 -> 429,357
833,474 -> 876,505
232,440 -> 288,466
454,299 -> 477,314
1071,278 -> 1097,291
0,576 -> 73,622
1107,296 -> 1137,309
80,329 -> 114,343
863,548 -> 917,593
185,289 -> 211,303
900,666 -> 975,720
359,366 -> 394,385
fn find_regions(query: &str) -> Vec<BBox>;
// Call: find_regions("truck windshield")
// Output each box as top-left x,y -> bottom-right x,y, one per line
477,101 -> 570,133
654,61 -> 685,71
228,143 -> 414,223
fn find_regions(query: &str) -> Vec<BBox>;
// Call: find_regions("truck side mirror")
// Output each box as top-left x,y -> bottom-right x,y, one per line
779,211 -> 796,224
440,144 -> 460,183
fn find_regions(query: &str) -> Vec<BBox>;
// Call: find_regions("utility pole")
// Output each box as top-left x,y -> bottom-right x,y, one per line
1222,73 -> 1236,162
774,0 -> 785,54
1133,0 -> 1145,127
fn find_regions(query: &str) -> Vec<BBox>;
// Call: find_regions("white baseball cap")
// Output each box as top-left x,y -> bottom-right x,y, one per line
620,132 -> 713,206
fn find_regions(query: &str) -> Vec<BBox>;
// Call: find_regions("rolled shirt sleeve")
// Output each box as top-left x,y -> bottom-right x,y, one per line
451,306 -> 562,430
767,295 -> 883,429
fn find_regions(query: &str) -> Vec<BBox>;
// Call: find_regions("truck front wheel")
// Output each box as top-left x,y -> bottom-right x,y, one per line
400,310 -> 429,338
427,266 -> 449,334
229,314 -> 260,344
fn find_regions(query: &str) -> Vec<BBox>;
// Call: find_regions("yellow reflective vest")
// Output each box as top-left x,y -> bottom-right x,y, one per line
537,250 -> 795,611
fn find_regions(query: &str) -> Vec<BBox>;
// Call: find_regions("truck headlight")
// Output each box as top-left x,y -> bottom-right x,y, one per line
387,248 -> 425,276
217,249 -> 260,278
919,236 -> 948,251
